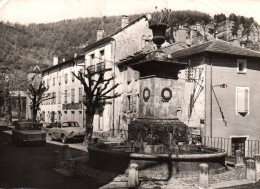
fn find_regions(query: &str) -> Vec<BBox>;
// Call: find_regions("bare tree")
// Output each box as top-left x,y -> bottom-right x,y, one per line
73,68 -> 120,144
26,74 -> 53,121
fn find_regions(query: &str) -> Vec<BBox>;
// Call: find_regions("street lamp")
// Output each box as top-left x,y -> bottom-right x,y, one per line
210,83 -> 228,138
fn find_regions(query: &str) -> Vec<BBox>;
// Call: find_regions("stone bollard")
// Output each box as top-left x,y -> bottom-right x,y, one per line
198,163 -> 209,189
128,163 -> 139,187
246,159 -> 256,182
235,150 -> 245,167
62,145 -> 72,160
53,151 -> 61,169
254,154 -> 260,180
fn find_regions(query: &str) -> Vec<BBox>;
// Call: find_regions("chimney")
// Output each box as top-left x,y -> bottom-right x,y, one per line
97,29 -> 104,41
53,56 -> 58,66
121,15 -> 129,28
174,28 -> 187,43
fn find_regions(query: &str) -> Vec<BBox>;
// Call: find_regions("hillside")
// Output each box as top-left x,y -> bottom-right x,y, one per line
0,11 -> 259,77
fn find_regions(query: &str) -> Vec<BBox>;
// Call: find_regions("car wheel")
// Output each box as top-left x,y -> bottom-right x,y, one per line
41,140 -> 46,146
61,134 -> 67,144
48,133 -> 53,141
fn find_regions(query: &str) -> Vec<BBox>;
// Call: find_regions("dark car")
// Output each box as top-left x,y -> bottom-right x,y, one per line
12,121 -> 46,145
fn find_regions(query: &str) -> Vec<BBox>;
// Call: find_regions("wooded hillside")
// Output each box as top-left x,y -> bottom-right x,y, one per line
0,11 -> 259,76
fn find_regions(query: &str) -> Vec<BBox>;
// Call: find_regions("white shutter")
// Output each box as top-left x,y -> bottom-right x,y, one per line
237,88 -> 249,113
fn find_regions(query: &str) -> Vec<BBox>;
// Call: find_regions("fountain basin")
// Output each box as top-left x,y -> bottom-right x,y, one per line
88,143 -> 227,179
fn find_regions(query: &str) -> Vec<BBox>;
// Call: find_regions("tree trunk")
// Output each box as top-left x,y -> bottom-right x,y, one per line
83,107 -> 95,146
31,101 -> 38,121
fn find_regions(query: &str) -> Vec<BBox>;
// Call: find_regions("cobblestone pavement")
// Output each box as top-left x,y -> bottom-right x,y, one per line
98,165 -> 248,188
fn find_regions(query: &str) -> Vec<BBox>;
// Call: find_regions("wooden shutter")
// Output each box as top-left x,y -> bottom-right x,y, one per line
237,88 -> 249,113
133,94 -> 137,112
123,96 -> 127,112
130,96 -> 133,112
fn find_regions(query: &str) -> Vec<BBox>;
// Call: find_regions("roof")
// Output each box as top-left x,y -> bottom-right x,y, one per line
30,65 -> 41,74
83,15 -> 148,52
171,40 -> 260,59
42,54 -> 85,74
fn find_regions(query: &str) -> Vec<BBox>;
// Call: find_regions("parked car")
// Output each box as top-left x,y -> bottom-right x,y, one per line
42,122 -> 54,132
48,121 -> 85,143
12,121 -> 46,145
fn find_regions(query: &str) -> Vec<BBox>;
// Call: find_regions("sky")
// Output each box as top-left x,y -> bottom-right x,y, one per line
0,0 -> 260,25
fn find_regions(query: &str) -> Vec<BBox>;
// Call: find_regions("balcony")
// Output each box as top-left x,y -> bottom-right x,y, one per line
87,65 -> 95,74
62,103 -> 82,110
96,62 -> 105,72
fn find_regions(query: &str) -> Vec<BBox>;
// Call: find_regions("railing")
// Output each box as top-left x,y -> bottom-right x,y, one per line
96,62 -> 105,72
87,65 -> 95,74
93,129 -> 128,141
202,136 -> 260,158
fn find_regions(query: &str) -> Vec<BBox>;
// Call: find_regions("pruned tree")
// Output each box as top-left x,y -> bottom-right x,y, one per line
73,67 -> 120,144
26,74 -> 53,121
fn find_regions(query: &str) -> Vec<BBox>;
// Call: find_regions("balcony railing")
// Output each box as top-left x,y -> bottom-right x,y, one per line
62,103 -> 82,110
96,62 -> 105,72
87,65 -> 95,74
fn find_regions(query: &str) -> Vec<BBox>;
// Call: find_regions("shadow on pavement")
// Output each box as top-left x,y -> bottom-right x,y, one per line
0,126 -> 119,189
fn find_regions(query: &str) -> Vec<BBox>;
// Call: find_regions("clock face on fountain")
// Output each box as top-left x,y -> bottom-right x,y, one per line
143,88 -> 150,102
161,88 -> 172,102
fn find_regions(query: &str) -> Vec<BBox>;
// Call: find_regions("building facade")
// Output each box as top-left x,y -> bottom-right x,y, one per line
40,15 -> 154,133
40,55 -> 85,127
118,39 -> 260,156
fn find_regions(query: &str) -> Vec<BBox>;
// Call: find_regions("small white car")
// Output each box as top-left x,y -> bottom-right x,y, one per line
48,121 -> 85,143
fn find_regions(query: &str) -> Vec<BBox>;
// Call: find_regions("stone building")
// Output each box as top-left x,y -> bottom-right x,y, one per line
40,55 -> 85,126
40,15 -> 154,133
118,39 -> 260,156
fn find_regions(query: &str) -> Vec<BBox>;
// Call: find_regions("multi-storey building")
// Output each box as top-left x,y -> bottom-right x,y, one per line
40,55 -> 85,127
118,39 -> 260,156
40,15 -> 154,133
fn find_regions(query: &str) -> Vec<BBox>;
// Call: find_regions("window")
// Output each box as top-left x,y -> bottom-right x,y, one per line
58,91 -> 61,104
100,50 -> 105,62
127,95 -> 133,112
236,87 -> 249,115
237,59 -> 247,73
80,68 -> 84,74
52,92 -> 56,104
79,88 -> 83,103
90,54 -> 95,65
71,89 -> 75,103
232,137 -> 246,156
58,75 -> 61,85
64,90 -> 68,104
71,71 -> 75,82
65,73 -> 68,83
53,77 -> 55,86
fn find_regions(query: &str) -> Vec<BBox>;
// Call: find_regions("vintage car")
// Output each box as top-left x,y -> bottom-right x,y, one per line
12,121 -> 46,145
48,121 -> 85,143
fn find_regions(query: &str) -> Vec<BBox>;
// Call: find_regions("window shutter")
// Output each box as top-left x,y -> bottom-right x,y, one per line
130,96 -> 133,112
244,89 -> 249,112
133,95 -> 137,112
237,88 -> 249,113
123,96 -> 127,112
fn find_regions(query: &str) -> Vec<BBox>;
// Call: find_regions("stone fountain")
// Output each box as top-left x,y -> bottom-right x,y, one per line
88,22 -> 227,179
